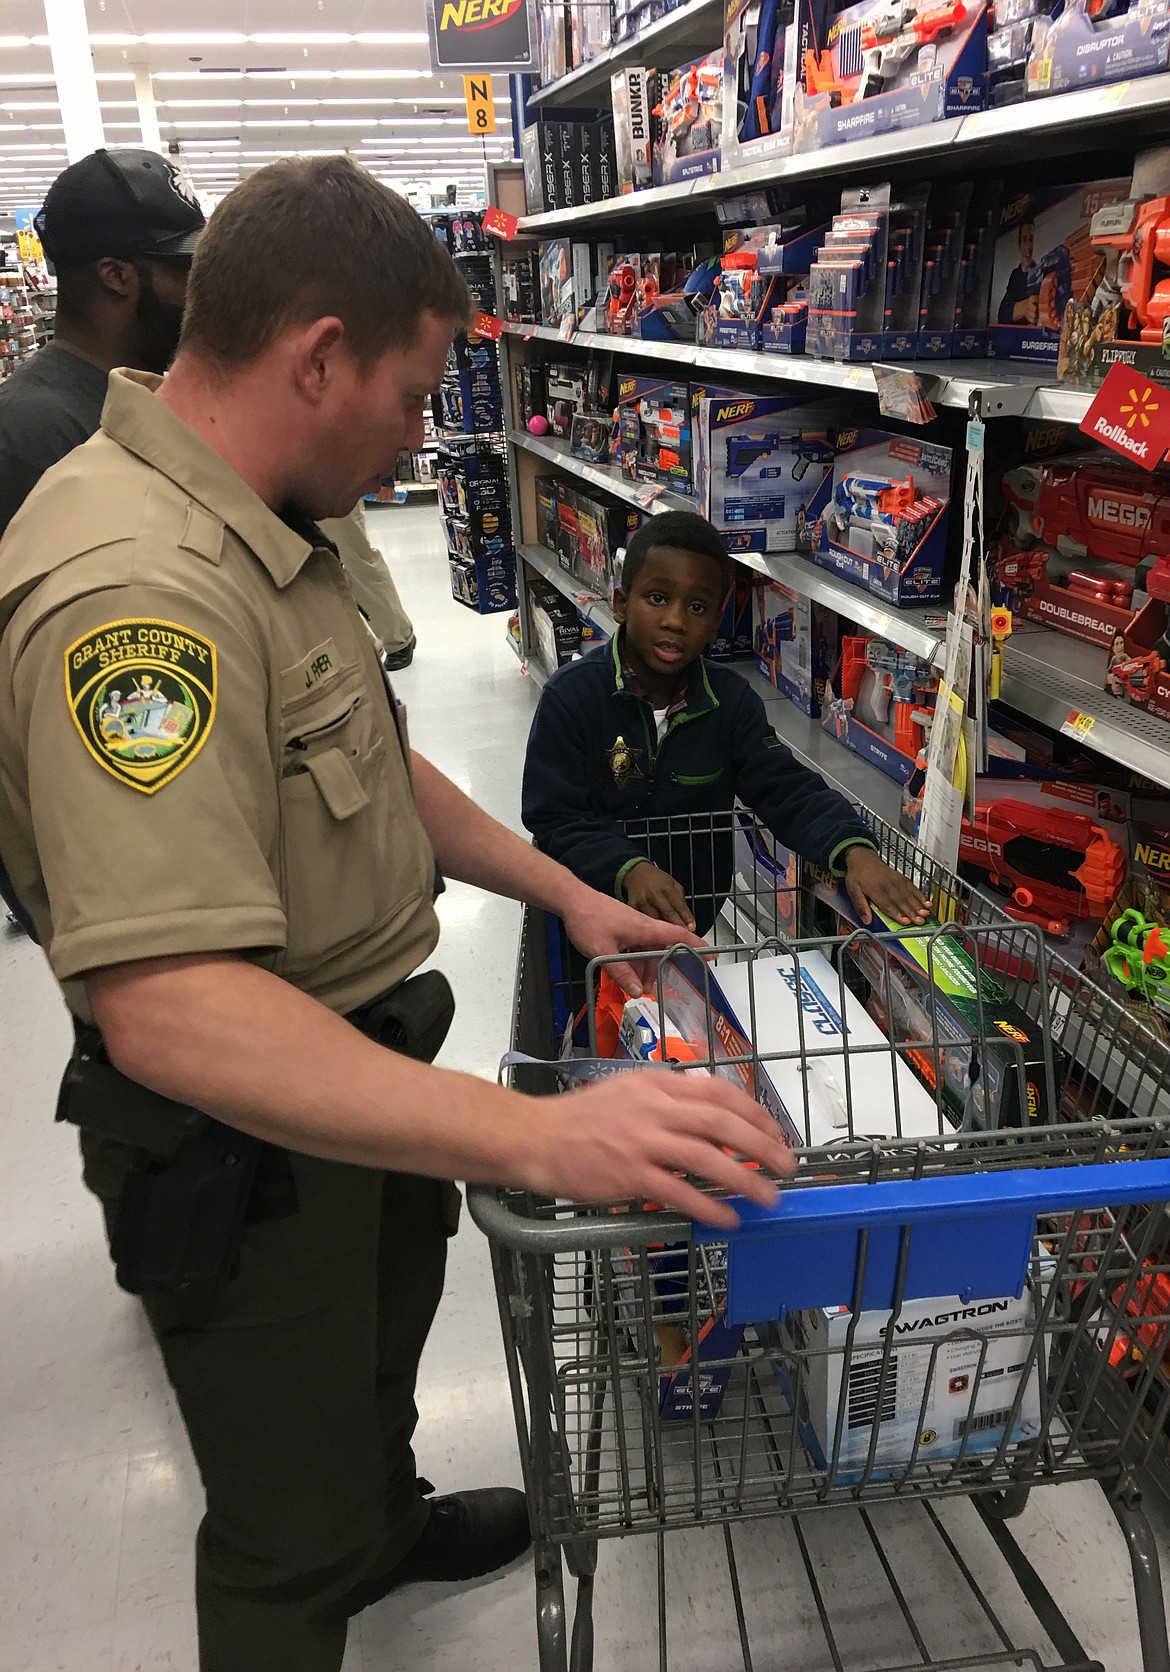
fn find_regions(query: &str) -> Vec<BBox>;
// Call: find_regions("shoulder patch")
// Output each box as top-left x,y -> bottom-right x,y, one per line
65,618 -> 217,794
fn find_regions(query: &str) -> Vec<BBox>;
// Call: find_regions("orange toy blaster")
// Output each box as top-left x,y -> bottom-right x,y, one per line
805,0 -> 967,105
1090,194 -> 1170,347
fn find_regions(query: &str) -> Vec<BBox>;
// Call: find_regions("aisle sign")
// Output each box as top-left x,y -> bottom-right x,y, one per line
463,75 -> 497,135
425,0 -> 535,71
1079,362 -> 1170,472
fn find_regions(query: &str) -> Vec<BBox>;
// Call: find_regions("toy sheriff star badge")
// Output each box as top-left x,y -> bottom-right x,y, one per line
65,618 -> 217,794
606,734 -> 643,789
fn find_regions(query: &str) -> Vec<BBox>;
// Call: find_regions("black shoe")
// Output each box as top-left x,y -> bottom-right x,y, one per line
382,635 -> 416,672
390,1482 -> 531,1586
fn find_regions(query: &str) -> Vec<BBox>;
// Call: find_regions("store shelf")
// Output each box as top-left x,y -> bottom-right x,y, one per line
529,0 -> 722,107
742,663 -> 906,826
520,543 -> 616,634
510,425 -> 694,514
1000,622 -> 1170,792
502,320 -> 1093,423
736,548 -> 946,666
519,74 -> 1170,232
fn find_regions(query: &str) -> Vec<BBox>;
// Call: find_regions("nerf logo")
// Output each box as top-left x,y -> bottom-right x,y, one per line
1002,193 -> 1030,225
1135,840 -> 1170,871
839,427 -> 858,449
1027,1082 -> 1039,1122
715,401 -> 756,421
1088,496 -> 1151,529
439,0 -> 522,29
618,377 -> 636,396
995,1020 -> 1030,1044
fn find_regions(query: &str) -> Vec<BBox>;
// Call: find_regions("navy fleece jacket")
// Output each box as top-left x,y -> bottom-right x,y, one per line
522,635 -> 875,928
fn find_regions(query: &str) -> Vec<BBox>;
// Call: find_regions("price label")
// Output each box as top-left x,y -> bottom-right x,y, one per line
482,204 -> 519,240
966,419 -> 985,454
1061,709 -> 1096,741
471,310 -> 504,340
1102,79 -> 1131,104
843,367 -> 869,387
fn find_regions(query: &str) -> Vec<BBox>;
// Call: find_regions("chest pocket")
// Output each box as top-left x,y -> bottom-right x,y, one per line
277,664 -> 430,976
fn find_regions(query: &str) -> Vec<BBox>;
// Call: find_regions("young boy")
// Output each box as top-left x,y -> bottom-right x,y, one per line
522,510 -> 929,935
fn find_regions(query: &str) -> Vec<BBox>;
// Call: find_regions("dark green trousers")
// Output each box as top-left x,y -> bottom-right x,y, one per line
81,1134 -> 460,1672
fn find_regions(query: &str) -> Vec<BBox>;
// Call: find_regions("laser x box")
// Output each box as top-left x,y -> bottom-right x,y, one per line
695,394 -> 837,553
807,426 -> 952,604
776,1289 -> 1041,1481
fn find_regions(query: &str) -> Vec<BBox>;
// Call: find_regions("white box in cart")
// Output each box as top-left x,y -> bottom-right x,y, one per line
625,949 -> 940,1147
712,951 -> 941,1147
781,1290 -> 1042,1479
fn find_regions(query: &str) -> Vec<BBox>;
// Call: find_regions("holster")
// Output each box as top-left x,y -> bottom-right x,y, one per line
56,969 -> 456,1299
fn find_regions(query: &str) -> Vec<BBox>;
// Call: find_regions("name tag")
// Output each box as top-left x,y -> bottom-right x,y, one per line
281,639 -> 342,704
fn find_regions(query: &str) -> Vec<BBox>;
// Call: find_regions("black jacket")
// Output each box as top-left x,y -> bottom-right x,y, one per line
522,635 -> 874,930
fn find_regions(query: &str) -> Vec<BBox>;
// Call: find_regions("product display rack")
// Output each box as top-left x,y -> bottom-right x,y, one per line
528,0 -> 722,108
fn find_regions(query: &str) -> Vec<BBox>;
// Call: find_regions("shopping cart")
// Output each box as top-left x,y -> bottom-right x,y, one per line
470,809 -> 1170,1672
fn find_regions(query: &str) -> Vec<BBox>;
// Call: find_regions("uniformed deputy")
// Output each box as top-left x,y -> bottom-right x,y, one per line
0,157 -> 792,1672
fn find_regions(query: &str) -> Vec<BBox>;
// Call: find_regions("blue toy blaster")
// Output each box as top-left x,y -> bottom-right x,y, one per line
1026,243 -> 1073,321
726,432 -> 834,480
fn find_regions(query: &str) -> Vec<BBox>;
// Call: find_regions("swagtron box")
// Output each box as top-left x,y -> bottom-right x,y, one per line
753,577 -> 837,717
777,1289 -> 1041,1481
987,179 -> 1129,365
696,394 -> 836,553
809,426 -> 952,605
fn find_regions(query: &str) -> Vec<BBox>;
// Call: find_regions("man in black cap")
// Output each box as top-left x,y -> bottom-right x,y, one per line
0,147 -> 204,539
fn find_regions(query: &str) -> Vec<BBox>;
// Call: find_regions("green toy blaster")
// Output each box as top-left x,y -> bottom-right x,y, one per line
1103,908 -> 1170,1012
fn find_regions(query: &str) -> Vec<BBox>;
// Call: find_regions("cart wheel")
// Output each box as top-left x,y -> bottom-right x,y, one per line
977,1483 -> 1031,1520
534,1538 -> 570,1672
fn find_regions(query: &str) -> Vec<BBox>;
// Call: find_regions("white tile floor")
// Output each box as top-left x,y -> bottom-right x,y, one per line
3,499 -> 1170,1670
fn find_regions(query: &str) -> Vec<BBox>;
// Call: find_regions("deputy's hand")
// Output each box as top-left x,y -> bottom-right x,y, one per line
844,846 -> 931,928
559,880 -> 703,999
622,861 -> 696,933
531,1070 -> 796,1229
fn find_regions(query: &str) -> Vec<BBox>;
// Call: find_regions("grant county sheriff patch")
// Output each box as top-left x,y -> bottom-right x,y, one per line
65,619 -> 217,794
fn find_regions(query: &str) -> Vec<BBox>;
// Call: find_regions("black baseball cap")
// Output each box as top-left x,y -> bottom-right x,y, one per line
35,148 -> 205,270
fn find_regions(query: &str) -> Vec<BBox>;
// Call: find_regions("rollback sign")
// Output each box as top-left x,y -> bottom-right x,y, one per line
425,0 -> 535,71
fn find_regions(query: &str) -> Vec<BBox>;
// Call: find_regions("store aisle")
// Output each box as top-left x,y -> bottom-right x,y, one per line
2,498 -> 1170,1670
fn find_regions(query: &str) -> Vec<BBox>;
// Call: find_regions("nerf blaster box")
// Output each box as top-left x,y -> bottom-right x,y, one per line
794,0 -> 988,152
695,393 -> 837,553
753,576 -> 839,716
1026,0 -> 1170,99
616,373 -> 694,493
817,885 -> 1058,1130
807,425 -> 952,605
653,49 -> 725,185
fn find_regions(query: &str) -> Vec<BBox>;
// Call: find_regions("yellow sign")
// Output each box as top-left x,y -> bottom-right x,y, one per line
463,75 -> 497,134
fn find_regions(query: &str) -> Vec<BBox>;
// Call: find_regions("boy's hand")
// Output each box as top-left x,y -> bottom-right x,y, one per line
844,846 -> 931,928
622,861 -> 696,933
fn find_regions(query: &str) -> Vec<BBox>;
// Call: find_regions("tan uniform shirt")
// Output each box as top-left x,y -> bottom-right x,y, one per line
0,368 -> 439,1024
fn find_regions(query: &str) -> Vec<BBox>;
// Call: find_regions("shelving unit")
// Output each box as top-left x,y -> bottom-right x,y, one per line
528,0 -> 721,108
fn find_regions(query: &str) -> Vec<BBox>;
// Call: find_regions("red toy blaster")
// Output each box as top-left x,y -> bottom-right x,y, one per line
959,798 -> 1125,937
1002,457 -> 1170,602
1090,194 -> 1170,348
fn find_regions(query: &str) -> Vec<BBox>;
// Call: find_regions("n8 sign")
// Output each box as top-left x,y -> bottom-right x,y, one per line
463,76 -> 497,134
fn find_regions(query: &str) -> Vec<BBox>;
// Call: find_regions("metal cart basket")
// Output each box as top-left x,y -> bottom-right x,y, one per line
469,810 -> 1170,1672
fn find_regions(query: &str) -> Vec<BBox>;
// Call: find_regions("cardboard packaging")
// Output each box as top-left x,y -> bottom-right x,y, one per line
695,393 -> 836,553
753,578 -> 838,716
521,120 -> 567,214
617,372 -> 694,492
611,67 -> 656,193
809,425 -> 952,605
653,49 -> 725,185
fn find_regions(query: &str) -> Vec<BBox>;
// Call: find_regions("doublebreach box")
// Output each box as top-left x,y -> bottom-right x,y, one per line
987,179 -> 1130,365
695,394 -> 836,553
753,577 -> 837,717
777,1290 -> 1041,1480
809,426 -> 952,605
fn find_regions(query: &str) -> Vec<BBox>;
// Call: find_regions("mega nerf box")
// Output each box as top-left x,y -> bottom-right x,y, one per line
987,179 -> 1130,365
794,0 -> 987,152
695,394 -> 836,553
752,577 -> 838,716
617,372 -> 693,492
653,49 -> 725,185
808,426 -> 952,605
776,1289 -> 1041,1480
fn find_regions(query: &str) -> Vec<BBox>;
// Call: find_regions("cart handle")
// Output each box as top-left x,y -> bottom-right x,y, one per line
469,1156 -> 1170,1323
